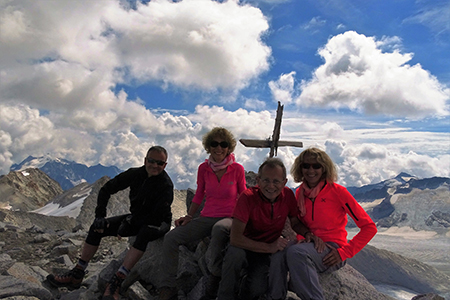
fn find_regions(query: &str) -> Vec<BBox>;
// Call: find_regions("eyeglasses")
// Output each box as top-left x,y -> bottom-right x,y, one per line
260,178 -> 284,186
210,141 -> 229,148
146,157 -> 166,166
301,163 -> 322,170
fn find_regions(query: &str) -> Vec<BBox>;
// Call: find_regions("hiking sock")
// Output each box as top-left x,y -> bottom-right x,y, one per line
77,259 -> 88,270
118,265 -> 130,277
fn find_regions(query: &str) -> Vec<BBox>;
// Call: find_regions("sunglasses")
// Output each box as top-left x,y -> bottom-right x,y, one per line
146,157 -> 166,166
301,163 -> 322,170
210,141 -> 229,148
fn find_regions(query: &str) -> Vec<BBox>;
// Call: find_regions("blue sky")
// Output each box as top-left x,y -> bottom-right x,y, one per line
0,0 -> 449,190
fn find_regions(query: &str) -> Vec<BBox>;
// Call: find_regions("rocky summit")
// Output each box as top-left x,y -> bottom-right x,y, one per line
0,169 -> 449,299
0,168 -> 63,212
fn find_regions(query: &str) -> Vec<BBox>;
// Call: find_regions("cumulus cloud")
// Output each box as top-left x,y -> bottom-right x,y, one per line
324,140 -> 450,187
268,71 -> 296,104
111,0 -> 271,91
244,98 -> 267,110
1,101 -> 449,189
0,0 -> 271,112
0,0 -> 273,184
296,31 -> 450,117
0,2 -> 448,191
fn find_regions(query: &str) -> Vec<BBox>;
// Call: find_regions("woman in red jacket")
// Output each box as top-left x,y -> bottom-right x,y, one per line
269,147 -> 377,300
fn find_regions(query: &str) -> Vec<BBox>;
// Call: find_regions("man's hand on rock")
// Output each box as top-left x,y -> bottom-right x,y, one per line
92,217 -> 109,233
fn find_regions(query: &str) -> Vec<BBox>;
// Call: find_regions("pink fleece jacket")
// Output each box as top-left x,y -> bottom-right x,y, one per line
192,161 -> 246,218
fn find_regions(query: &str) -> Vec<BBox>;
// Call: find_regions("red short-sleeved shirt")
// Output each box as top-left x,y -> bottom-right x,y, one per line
233,186 -> 299,243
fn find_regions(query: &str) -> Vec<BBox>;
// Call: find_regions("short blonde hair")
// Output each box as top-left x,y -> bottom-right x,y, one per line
291,147 -> 338,183
202,127 -> 237,154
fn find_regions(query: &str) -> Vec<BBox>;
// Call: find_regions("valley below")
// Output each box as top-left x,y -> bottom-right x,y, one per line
348,227 -> 450,300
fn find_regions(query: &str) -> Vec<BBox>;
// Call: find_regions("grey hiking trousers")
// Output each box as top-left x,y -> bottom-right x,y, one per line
269,241 -> 345,300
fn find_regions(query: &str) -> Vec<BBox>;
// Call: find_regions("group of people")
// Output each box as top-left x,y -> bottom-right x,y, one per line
46,127 -> 377,300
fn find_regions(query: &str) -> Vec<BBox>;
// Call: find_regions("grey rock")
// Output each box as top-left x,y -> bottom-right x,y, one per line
0,253 -> 16,273
349,244 -> 450,296
126,281 -> 156,300
0,168 -> 63,211
6,262 -> 45,285
0,209 -> 77,232
2,297 -> 41,300
411,293 -> 446,300
33,233 -> 52,243
54,254 -> 74,267
320,264 -> 394,300
27,224 -> 45,233
1,173 -> 449,300
0,274 -> 53,300
50,244 -> 78,257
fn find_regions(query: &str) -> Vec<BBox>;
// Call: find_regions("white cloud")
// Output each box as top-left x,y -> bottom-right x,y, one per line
324,141 -> 450,187
0,0 -> 271,113
244,98 -> 267,110
0,102 -> 449,189
303,17 -> 326,30
0,2 -> 448,192
403,1 -> 450,38
106,0 -> 271,91
296,31 -> 450,117
268,71 -> 296,104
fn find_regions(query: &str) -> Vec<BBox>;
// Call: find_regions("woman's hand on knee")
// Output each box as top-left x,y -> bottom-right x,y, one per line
175,215 -> 193,226
323,244 -> 342,267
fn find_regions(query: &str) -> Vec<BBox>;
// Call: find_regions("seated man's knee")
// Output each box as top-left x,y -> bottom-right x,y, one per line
224,246 -> 246,261
286,243 -> 310,259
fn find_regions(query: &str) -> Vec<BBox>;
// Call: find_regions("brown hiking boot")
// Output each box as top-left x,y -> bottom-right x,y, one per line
102,272 -> 126,300
158,286 -> 178,300
46,266 -> 85,289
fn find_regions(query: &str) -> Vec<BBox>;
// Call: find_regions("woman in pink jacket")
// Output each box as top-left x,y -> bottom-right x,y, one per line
160,127 -> 247,300
269,147 -> 377,300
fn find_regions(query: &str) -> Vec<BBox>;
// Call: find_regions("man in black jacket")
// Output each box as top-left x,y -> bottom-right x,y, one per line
47,146 -> 174,300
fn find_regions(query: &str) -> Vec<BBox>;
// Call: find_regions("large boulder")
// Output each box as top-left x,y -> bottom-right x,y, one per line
348,244 -> 450,297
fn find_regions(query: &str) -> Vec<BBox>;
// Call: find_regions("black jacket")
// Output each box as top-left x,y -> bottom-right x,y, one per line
95,166 -> 174,226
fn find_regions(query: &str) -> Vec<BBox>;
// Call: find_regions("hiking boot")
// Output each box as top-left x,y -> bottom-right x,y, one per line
158,286 -> 178,300
102,272 -> 126,300
201,274 -> 221,300
46,266 -> 85,289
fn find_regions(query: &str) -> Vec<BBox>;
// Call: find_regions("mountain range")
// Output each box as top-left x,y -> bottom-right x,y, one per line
2,157 -> 450,232
10,155 -> 122,190
0,158 -> 449,299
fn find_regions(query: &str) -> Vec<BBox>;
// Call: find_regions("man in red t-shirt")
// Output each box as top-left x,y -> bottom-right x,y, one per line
217,158 -> 320,300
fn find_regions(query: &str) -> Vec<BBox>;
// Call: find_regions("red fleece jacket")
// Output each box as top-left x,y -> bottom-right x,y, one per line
296,182 -> 377,261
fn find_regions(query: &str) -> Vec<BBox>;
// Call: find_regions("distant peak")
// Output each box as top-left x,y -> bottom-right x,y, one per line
11,155 -> 65,171
396,172 -> 413,178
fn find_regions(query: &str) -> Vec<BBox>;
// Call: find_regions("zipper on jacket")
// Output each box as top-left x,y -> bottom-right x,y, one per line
271,202 -> 274,219
345,203 -> 359,221
310,198 -> 315,221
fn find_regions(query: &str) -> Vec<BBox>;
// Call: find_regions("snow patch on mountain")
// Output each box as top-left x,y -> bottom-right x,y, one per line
32,187 -> 92,218
32,195 -> 87,218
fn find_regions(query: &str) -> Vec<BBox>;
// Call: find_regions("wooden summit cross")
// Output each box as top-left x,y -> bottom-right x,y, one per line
240,101 -> 303,157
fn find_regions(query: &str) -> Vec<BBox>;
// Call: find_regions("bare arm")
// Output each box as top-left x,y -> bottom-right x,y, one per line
230,218 -> 288,254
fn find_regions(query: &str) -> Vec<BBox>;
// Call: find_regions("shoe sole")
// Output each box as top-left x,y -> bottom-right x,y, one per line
46,275 -> 82,290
